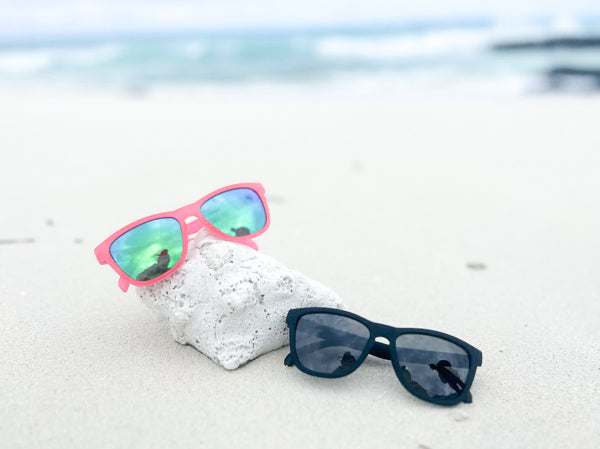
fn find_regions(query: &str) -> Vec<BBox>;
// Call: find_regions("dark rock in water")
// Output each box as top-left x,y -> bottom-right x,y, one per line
546,67 -> 600,90
492,37 -> 600,50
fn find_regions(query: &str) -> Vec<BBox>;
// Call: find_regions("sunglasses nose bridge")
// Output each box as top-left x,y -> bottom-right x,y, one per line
179,203 -> 208,234
185,215 -> 207,234
368,325 -> 396,361
372,323 -> 397,341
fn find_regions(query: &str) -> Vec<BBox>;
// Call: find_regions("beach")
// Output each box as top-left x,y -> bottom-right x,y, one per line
1,91 -> 600,448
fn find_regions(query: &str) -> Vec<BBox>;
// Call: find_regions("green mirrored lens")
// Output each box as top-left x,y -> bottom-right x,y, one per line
110,218 -> 183,281
200,188 -> 266,237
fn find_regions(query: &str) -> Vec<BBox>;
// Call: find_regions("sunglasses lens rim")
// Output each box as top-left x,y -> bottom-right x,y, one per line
392,332 -> 474,405
199,187 -> 268,238
291,311 -> 371,378
109,217 -> 184,282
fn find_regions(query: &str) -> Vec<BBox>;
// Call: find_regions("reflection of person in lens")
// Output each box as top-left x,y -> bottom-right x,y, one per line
429,360 -> 465,394
231,227 -> 250,236
136,249 -> 170,281
398,365 -> 430,397
332,351 -> 357,375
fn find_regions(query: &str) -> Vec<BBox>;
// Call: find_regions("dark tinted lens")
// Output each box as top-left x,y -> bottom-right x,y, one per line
395,334 -> 470,401
294,313 -> 370,376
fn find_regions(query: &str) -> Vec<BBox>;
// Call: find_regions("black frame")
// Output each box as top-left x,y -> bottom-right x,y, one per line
285,307 -> 483,406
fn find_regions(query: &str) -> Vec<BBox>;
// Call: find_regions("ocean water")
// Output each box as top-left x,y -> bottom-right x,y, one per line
1,16 -> 599,96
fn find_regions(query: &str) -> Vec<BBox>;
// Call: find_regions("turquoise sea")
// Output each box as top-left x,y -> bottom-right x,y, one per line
1,16 -> 599,95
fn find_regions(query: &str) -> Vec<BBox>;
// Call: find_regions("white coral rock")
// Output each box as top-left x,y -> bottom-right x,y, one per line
137,237 -> 344,369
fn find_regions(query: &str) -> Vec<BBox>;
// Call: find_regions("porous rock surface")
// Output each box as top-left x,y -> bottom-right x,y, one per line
137,237 -> 344,369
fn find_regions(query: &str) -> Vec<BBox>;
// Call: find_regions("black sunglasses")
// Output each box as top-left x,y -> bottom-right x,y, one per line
284,308 -> 483,406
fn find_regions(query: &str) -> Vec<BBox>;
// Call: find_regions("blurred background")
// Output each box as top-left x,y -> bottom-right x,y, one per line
1,0 -> 599,97
3,3 -> 600,448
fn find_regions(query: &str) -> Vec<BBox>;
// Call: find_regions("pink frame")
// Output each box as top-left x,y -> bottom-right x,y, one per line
94,182 -> 270,292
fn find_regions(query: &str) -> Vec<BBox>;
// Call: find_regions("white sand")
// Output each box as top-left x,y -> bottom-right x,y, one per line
1,91 -> 599,448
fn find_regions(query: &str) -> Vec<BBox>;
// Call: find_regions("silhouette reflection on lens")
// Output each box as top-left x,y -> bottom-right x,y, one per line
295,313 -> 370,374
136,249 -> 171,281
429,360 -> 465,394
395,334 -> 469,400
398,365 -> 430,398
332,351 -> 357,375
231,227 -> 250,236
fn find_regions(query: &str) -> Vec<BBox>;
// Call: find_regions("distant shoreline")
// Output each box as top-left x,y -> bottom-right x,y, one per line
492,36 -> 600,50
2,17 -> 600,96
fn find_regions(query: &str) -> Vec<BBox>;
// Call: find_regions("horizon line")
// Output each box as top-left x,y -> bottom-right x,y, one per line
2,13 -> 600,46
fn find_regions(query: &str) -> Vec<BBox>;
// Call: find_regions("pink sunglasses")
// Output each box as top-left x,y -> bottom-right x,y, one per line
95,182 -> 270,292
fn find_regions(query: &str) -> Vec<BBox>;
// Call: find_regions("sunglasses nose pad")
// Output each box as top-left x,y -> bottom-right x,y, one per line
118,277 -> 130,292
239,239 -> 258,250
193,228 -> 212,242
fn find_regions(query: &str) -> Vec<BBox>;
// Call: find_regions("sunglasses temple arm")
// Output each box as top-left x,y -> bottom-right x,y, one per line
284,353 -> 294,367
240,238 -> 258,250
